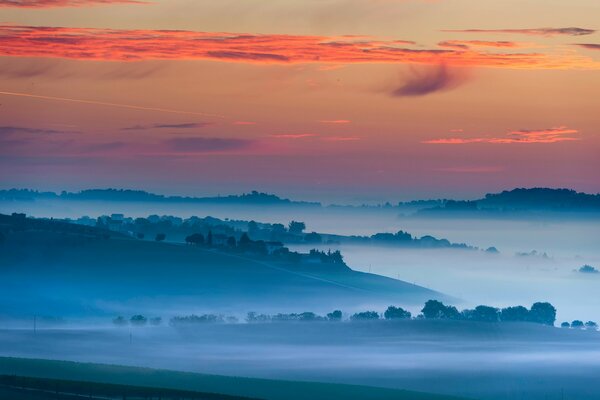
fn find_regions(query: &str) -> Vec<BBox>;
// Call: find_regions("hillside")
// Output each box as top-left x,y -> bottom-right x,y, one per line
0,214 -> 443,316
0,358 -> 470,400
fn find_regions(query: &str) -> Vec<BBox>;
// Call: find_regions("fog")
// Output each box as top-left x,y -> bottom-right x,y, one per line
2,321 -> 600,400
2,199 -> 600,399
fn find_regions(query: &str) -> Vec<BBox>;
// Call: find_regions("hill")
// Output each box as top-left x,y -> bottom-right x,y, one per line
420,188 -> 600,215
0,357 -> 470,400
0,214 -> 443,316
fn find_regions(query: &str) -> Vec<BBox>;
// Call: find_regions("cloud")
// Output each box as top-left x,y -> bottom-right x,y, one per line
0,25 -> 598,70
163,137 -> 255,153
0,0 -> 148,7
0,125 -> 75,135
443,27 -> 595,37
438,40 -> 530,49
122,122 -> 211,130
574,43 -> 600,50
423,126 -> 580,144
390,64 -> 467,97
270,134 -> 316,139
320,120 -> 351,124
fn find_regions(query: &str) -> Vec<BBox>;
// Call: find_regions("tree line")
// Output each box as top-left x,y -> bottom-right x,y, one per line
113,300 -> 598,329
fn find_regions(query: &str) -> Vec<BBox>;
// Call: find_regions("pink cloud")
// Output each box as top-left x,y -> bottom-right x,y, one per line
423,126 -> 580,144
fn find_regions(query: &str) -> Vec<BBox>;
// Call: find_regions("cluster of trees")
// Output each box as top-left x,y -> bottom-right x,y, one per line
169,314 -> 239,326
561,320 -> 598,330
112,315 -> 162,326
419,300 -> 557,326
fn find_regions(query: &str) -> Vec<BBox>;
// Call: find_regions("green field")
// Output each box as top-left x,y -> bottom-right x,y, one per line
0,357 -> 472,400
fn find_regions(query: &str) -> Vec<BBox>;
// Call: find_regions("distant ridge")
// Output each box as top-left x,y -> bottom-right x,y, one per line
420,187 -> 600,213
0,188 -> 320,207
1,187 -> 599,212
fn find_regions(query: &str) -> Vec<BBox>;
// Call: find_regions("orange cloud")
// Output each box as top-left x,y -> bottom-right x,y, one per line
439,40 -> 532,49
0,25 -> 598,70
423,126 -> 580,144
0,0 -> 147,7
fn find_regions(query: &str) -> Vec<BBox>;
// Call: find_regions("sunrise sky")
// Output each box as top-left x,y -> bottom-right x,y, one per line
0,0 -> 599,202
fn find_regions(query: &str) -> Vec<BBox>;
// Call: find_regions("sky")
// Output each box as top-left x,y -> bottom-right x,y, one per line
0,0 -> 599,203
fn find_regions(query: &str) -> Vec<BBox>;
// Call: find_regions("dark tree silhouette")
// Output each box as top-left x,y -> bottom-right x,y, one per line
384,306 -> 412,320
227,236 -> 237,247
288,221 -> 306,235
327,310 -> 342,321
155,233 -> 166,242
585,321 -> 598,330
464,305 -> 499,322
185,233 -> 205,246
528,302 -> 557,326
561,322 -> 571,328
500,305 -> 529,322
130,315 -> 147,326
571,320 -> 584,329
351,311 -> 380,321
239,233 -> 251,246
207,230 -> 213,246
304,231 -> 322,243
421,300 -> 460,320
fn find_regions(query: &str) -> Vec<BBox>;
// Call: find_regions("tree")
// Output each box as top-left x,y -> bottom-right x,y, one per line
421,300 -> 460,320
130,315 -> 147,326
560,322 -> 570,328
155,233 -> 166,242
136,232 -> 145,240
207,230 -> 213,246
351,311 -> 379,321
239,233 -> 251,247
500,306 -> 529,322
571,320 -> 584,329
185,233 -> 205,246
585,321 -> 598,330
528,302 -> 556,326
384,306 -> 412,320
304,232 -> 322,244
227,236 -> 237,247
248,220 -> 259,236
288,221 -> 306,235
327,310 -> 342,321
472,306 -> 498,322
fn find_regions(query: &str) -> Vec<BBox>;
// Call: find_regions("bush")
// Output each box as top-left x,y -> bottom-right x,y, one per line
384,306 -> 412,320
350,311 -> 379,321
130,315 -> 147,326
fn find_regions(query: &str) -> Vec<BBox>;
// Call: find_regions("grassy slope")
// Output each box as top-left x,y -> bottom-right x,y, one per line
1,231 -> 443,312
0,357 -> 471,400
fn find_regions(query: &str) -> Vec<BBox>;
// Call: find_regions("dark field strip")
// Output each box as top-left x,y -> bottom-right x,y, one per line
0,375 -> 260,400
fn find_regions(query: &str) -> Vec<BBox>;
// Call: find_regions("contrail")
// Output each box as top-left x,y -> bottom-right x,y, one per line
0,90 -> 225,118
